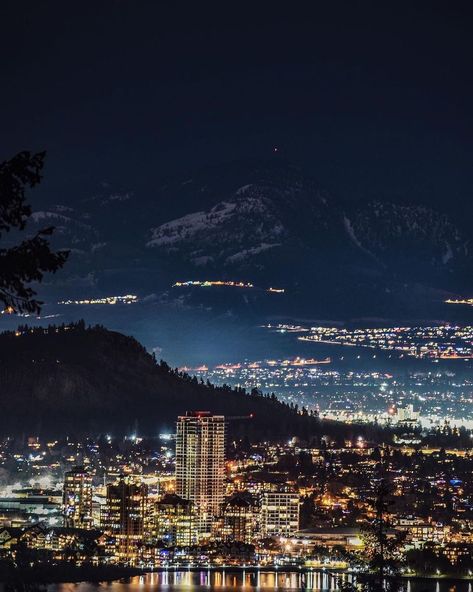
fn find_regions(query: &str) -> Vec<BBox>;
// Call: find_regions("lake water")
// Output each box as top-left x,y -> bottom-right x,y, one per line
43,570 -> 473,592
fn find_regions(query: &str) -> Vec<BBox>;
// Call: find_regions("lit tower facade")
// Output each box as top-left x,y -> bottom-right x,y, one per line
223,492 -> 258,543
176,412 -> 225,532
102,478 -> 149,565
63,466 -> 93,528
261,489 -> 300,537
153,493 -> 197,546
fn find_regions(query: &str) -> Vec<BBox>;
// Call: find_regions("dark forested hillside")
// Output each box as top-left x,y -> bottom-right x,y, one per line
0,322 -> 388,443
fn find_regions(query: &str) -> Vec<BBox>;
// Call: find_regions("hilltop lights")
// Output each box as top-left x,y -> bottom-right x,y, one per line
172,280 -> 284,293
173,280 -> 254,289
445,298 -> 473,306
59,294 -> 138,305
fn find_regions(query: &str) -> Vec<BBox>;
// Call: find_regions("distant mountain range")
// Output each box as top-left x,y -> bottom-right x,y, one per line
148,169 -> 469,283
29,159 -> 471,320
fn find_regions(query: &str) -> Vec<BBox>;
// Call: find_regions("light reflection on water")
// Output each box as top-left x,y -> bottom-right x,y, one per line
46,571 -> 473,592
47,571 -> 346,592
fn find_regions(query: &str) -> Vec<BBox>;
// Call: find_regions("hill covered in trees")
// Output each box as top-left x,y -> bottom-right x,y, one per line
0,322 -> 389,443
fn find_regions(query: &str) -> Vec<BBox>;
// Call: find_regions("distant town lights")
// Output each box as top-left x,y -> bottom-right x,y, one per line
172,280 -> 284,293
59,294 -> 138,305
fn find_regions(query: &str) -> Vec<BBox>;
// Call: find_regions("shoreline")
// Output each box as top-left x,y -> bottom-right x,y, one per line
0,564 -> 143,585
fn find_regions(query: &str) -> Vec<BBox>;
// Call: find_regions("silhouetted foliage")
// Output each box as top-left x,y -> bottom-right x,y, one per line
0,151 -> 68,313
0,322 -> 393,443
360,472 -> 406,592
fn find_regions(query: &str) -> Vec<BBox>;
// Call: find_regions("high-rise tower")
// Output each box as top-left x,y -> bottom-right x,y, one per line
175,412 -> 225,523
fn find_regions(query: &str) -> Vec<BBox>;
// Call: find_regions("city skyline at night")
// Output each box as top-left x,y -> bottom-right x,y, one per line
1,1 -> 473,589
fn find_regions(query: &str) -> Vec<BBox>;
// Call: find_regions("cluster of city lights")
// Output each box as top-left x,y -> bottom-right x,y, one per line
188,359 -> 473,426
276,324 -> 473,360
0,419 -> 472,573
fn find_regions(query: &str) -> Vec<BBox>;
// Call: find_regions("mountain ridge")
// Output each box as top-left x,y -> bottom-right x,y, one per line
0,322 -> 389,443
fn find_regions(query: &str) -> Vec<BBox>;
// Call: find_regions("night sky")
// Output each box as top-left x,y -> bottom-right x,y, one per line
1,1 -> 473,215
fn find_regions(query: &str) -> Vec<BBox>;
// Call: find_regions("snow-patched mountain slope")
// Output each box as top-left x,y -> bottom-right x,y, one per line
147,181 -> 340,267
28,209 -> 100,254
148,201 -> 240,247
147,180 -> 470,281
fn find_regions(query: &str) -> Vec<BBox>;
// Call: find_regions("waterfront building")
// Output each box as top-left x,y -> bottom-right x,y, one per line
63,466 -> 93,529
260,490 -> 300,537
222,492 -> 258,543
291,526 -> 364,551
0,489 -> 61,528
102,478 -> 149,564
153,493 -> 196,546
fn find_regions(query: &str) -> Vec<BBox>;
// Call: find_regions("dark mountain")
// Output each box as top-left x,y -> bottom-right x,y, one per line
28,159 -> 471,321
0,322 -> 388,443
147,163 -> 470,286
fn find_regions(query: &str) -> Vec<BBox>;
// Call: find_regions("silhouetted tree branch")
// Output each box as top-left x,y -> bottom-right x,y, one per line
0,151 -> 68,313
